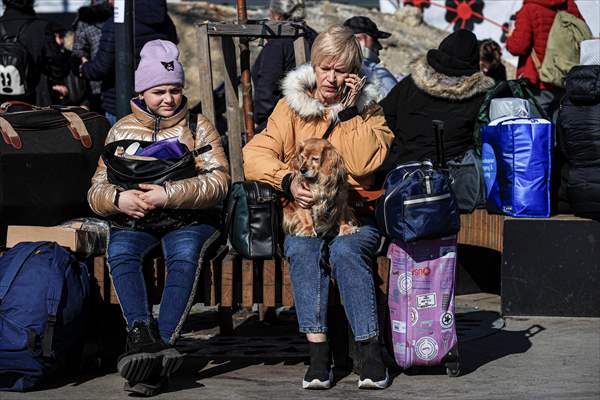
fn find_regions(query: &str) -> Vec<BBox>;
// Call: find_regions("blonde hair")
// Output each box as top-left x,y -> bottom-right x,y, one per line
310,25 -> 362,73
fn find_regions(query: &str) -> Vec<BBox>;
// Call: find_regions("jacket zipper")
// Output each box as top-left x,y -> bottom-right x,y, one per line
152,116 -> 161,142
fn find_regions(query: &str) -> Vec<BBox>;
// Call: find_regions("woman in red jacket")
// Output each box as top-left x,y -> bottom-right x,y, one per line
506,0 -> 583,119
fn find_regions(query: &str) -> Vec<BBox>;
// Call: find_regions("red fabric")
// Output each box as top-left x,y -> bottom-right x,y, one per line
506,0 -> 583,90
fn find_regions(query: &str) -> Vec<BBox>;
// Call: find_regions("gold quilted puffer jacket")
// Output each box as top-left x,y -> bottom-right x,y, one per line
87,98 -> 230,216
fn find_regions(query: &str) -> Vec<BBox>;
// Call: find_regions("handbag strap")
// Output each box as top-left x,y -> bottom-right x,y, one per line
0,116 -> 21,150
322,119 -> 337,140
62,111 -> 93,148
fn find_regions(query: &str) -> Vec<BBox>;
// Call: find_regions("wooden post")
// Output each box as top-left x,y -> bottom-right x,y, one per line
293,36 -> 307,66
196,23 -> 215,126
236,0 -> 255,141
220,36 -> 244,183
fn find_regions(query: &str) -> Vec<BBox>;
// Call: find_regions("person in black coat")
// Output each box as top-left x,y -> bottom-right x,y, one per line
0,0 -> 70,105
558,39 -> 600,219
379,30 -> 495,171
251,0 -> 317,132
81,0 -> 177,123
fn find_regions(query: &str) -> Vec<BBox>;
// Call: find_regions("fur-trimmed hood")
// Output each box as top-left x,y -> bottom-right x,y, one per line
411,57 -> 495,101
281,63 -> 382,120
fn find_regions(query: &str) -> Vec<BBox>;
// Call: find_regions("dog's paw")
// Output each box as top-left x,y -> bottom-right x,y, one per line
338,224 -> 360,236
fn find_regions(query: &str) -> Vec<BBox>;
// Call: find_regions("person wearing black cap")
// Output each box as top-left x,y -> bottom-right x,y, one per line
379,29 -> 495,172
343,16 -> 397,97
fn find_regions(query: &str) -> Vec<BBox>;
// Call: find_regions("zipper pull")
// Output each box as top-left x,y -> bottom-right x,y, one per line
152,116 -> 161,142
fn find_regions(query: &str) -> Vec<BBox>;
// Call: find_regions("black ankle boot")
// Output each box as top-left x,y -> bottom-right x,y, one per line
117,320 -> 168,384
303,341 -> 333,389
357,338 -> 389,389
124,320 -> 166,354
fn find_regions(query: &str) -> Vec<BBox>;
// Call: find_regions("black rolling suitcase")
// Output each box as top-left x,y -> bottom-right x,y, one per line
0,102 -> 110,243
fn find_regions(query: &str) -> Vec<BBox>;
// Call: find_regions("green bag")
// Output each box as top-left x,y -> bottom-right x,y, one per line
226,181 -> 282,259
533,11 -> 593,88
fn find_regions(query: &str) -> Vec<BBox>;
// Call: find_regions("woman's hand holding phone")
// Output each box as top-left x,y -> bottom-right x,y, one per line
341,73 -> 367,108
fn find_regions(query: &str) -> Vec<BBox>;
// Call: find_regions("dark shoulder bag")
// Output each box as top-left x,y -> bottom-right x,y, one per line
226,181 -> 281,259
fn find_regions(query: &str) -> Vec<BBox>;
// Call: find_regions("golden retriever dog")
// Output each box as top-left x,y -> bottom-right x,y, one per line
283,138 -> 359,237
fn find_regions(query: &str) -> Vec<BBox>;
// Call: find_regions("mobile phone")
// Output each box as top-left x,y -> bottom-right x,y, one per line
341,84 -> 351,102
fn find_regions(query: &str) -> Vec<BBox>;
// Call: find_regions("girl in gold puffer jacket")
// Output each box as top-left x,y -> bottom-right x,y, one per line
87,40 -> 229,396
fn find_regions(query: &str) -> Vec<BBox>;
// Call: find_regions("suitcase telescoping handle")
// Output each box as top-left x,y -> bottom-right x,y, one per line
432,119 -> 446,169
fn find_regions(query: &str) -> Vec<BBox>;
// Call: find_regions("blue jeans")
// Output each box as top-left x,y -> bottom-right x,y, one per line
107,224 -> 219,344
284,220 -> 381,341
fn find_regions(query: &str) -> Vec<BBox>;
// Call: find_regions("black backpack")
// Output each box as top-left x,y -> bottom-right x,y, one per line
0,21 -> 32,97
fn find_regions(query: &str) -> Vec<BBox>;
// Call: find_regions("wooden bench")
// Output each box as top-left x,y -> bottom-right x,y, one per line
90,209 -> 505,332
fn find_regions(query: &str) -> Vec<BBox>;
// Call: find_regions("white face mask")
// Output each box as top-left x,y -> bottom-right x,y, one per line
360,43 -> 380,64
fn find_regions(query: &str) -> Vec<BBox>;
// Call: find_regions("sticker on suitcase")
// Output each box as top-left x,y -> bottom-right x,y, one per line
416,293 -> 436,309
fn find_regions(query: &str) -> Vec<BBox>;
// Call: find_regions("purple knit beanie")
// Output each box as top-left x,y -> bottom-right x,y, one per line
135,40 -> 185,93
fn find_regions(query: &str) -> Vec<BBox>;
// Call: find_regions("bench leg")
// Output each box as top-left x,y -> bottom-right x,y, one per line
218,305 -> 234,335
258,304 -> 277,323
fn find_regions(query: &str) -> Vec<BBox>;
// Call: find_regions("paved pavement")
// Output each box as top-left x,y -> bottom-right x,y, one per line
1,294 -> 599,400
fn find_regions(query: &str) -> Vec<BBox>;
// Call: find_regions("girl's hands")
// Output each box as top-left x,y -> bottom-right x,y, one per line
117,185 -> 168,218
117,190 -> 154,219
138,184 -> 168,208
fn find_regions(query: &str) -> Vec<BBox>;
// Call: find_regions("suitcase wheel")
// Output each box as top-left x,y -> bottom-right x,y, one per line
445,361 -> 460,377
444,343 -> 460,377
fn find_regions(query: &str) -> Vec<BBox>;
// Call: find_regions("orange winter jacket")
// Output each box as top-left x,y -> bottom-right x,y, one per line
243,64 -> 395,198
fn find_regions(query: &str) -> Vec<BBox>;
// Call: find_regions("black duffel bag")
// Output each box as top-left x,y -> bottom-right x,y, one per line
102,138 -> 213,233
225,181 -> 282,259
0,102 -> 109,244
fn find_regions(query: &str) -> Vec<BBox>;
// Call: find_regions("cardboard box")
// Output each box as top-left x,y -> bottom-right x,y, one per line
6,223 -> 106,256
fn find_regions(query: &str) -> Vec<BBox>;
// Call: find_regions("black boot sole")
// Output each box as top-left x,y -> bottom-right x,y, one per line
117,352 -> 163,384
123,377 -> 168,397
159,348 -> 184,377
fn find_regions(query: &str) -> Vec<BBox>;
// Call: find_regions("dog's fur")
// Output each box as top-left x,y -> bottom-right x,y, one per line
283,138 -> 359,237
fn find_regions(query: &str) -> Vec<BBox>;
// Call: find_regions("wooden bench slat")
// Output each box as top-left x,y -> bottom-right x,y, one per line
242,258 -> 253,307
376,257 -> 390,305
281,259 -> 294,306
263,259 -> 276,307
221,255 -> 234,307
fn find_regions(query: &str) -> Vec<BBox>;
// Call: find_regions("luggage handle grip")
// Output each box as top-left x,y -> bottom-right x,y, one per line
62,112 -> 93,149
432,119 -> 446,169
0,101 -> 38,113
0,116 -> 22,150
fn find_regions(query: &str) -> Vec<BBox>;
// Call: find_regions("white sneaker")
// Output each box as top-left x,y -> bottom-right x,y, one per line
358,369 -> 389,389
302,369 -> 333,390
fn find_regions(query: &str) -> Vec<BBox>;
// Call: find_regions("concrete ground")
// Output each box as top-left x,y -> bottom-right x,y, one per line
1,294 -> 599,400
